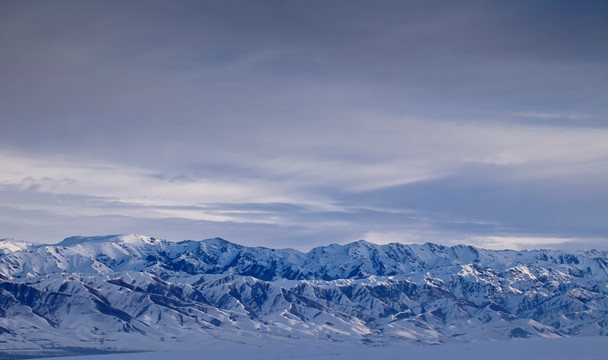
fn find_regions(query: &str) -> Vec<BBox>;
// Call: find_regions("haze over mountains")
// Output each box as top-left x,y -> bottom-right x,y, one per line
1,234 -> 606,357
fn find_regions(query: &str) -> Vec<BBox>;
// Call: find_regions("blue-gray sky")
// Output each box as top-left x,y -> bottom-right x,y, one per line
1,0 -> 607,250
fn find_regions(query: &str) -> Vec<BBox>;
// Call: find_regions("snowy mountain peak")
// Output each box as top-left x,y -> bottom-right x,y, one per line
197,237 -> 237,248
57,234 -> 154,247
0,238 -> 34,254
0,234 -> 606,355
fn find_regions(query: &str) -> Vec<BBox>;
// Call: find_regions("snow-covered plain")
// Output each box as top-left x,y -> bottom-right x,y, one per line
29,336 -> 608,360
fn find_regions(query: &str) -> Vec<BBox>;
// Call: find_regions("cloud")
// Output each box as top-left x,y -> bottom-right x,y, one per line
511,112 -> 596,120
0,1 -> 607,249
0,150 -> 331,225
1,107 -> 607,247
466,236 -> 576,251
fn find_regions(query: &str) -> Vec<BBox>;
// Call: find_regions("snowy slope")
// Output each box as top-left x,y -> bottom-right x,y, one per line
0,235 -> 606,356
0,238 -> 35,255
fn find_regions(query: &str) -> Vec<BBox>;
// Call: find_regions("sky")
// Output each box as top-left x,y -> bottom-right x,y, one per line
0,0 -> 607,251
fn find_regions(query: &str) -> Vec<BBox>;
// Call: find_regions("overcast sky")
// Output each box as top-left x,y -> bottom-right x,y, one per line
1,0 -> 607,250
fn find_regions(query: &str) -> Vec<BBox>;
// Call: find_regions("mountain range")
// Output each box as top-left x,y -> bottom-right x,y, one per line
1,234 -> 607,357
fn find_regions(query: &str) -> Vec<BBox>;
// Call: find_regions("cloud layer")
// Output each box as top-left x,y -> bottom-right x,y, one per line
1,1 -> 607,250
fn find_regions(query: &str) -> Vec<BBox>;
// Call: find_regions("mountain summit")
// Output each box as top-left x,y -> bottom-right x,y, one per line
0,235 -> 606,355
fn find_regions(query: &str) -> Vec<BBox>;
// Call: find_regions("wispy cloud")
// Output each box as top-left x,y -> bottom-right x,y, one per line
0,151 -> 325,224
511,112 -> 596,121
466,236 -> 577,250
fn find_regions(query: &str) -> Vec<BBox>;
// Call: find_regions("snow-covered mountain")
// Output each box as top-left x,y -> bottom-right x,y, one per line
0,235 -> 607,356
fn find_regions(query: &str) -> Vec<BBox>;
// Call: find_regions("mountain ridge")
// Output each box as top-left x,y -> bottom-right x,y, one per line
2,234 -> 605,282
0,234 -> 606,355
